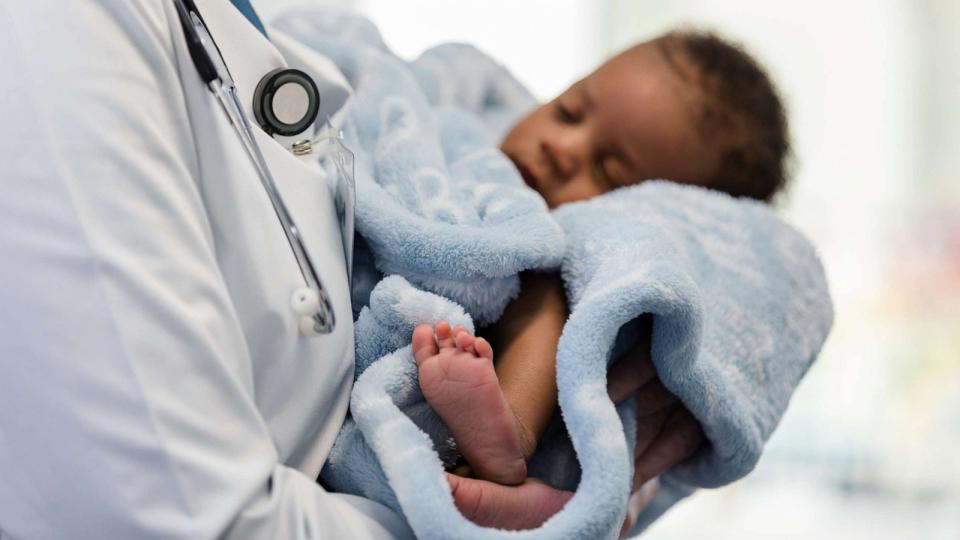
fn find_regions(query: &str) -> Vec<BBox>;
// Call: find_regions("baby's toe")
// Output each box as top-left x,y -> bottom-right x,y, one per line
412,324 -> 439,366
435,320 -> 456,349
474,337 -> 494,361
454,330 -> 476,354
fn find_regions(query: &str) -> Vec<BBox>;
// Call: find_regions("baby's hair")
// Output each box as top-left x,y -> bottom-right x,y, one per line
657,30 -> 790,203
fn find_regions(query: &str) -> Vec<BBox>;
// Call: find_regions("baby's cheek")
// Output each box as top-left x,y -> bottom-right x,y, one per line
500,111 -> 539,148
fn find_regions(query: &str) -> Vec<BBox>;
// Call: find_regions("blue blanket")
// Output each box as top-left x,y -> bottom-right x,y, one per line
275,11 -> 833,539
277,11 -> 558,326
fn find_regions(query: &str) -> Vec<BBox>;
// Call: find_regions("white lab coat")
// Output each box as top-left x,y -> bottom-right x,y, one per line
0,1 -> 412,538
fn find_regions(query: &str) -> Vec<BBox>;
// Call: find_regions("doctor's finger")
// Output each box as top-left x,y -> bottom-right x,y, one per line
633,407 -> 704,489
633,402 -> 674,461
634,378 -> 679,414
607,350 -> 657,404
618,478 -> 660,540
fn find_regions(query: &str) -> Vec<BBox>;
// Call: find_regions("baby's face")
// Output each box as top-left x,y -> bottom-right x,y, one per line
500,41 -> 718,208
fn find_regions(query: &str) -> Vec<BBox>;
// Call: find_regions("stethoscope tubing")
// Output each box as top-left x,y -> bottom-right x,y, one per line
174,0 -> 335,335
214,81 -> 335,333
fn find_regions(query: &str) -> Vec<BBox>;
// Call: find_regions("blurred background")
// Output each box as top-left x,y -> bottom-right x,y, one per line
258,1 -> 960,537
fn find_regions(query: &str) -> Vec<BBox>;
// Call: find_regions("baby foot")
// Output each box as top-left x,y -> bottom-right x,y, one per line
413,321 -> 527,485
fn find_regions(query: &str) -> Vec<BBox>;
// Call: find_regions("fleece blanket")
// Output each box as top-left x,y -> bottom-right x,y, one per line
278,11 -> 557,325
274,11 -> 834,539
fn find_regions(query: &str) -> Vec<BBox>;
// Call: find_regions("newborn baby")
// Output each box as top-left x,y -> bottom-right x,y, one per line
413,30 -> 789,486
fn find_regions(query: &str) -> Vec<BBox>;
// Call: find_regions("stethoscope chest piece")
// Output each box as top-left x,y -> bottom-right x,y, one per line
253,68 -> 320,137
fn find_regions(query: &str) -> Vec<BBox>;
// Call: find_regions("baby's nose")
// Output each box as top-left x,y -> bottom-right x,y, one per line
541,136 -> 583,180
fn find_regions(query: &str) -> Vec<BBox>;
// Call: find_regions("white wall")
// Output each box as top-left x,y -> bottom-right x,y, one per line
354,0 -> 600,100
254,0 -> 600,100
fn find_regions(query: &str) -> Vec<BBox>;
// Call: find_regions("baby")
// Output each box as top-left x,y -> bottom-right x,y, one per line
412,30 -> 789,485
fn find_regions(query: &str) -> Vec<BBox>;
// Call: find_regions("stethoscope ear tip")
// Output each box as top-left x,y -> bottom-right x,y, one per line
291,287 -> 321,316
292,288 -> 335,336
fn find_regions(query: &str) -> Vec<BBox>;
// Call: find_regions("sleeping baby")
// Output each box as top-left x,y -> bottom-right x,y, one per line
411,29 -> 790,487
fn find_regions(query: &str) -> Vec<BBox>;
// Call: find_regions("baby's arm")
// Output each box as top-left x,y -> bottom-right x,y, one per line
483,272 -> 568,458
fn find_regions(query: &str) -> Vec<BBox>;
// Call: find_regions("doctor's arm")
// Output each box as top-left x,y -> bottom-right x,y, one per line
0,3 -> 408,539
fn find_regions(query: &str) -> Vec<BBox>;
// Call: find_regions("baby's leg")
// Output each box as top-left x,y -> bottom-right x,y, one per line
413,321 -> 527,485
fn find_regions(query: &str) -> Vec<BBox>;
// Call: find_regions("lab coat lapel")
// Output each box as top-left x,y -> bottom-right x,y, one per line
167,0 -> 356,475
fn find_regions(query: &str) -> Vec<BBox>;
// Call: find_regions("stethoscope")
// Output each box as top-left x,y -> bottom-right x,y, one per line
174,0 -> 344,337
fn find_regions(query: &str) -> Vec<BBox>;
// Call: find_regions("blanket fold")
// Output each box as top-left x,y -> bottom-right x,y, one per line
274,11 -> 833,539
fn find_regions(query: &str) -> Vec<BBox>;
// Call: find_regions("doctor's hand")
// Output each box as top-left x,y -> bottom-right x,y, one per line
607,330 -> 706,537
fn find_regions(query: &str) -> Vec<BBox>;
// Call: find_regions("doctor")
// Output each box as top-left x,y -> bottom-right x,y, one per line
0,0 -> 416,537
0,1 -> 695,538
